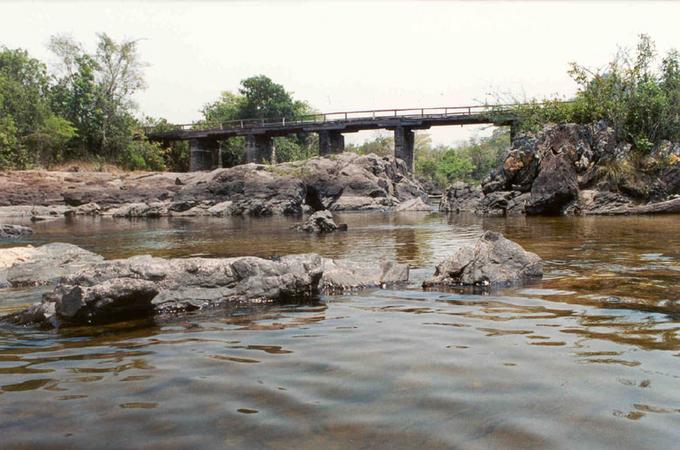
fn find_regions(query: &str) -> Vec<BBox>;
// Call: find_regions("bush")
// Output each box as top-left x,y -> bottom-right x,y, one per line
118,139 -> 167,171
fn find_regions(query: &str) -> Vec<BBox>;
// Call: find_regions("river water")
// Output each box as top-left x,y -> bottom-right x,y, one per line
0,213 -> 679,449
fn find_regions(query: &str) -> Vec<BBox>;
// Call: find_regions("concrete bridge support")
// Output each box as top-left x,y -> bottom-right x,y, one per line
318,130 -> 345,156
245,134 -> 274,164
189,138 -> 219,171
394,126 -> 414,172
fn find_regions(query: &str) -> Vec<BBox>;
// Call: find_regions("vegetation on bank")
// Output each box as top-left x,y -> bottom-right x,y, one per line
347,129 -> 509,189
199,75 -> 318,166
0,34 -> 170,171
0,32 -> 677,184
505,35 -> 680,152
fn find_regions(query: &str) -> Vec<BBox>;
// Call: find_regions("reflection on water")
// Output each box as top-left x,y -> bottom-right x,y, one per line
1,213 -> 679,449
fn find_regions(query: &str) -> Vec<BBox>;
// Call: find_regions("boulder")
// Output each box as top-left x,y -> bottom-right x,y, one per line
525,153 -> 579,215
0,224 -> 33,238
293,210 -> 346,233
439,182 -> 483,213
0,243 -> 104,288
7,252 -> 409,327
423,231 -> 542,289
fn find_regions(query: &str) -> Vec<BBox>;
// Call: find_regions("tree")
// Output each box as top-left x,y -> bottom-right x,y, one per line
0,46 -> 69,168
200,75 -> 317,165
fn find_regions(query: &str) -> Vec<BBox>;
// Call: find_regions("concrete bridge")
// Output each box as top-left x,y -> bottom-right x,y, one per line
145,105 -> 520,172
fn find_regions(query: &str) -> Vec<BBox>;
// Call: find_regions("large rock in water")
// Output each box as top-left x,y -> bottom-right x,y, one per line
423,231 -> 543,289
7,251 -> 409,327
293,210 -> 346,233
525,152 -> 579,215
0,243 -> 103,288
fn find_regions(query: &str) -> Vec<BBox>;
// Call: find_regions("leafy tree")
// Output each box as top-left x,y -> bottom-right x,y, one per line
200,75 -> 316,165
0,46 -> 71,168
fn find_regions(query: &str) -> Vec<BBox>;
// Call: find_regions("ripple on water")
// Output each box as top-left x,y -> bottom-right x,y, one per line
0,214 -> 679,448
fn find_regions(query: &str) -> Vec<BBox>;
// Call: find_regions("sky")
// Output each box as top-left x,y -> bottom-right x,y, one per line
2,0 -> 680,145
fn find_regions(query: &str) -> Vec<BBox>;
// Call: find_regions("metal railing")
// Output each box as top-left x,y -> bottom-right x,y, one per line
144,102 -> 559,136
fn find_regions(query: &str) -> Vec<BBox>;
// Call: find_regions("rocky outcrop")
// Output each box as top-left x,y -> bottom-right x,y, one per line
0,243 -> 103,288
6,251 -> 409,327
0,154 -> 428,218
0,224 -> 33,238
423,231 -> 542,289
467,121 -> 680,216
525,152 -> 579,214
439,182 -> 483,213
293,210 -> 346,233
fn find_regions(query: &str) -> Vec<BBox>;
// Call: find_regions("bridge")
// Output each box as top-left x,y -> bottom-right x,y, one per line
145,104 -> 520,172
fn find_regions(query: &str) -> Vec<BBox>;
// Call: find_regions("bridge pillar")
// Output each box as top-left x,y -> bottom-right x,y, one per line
394,126 -> 414,172
245,134 -> 274,164
189,138 -> 218,171
318,130 -> 345,156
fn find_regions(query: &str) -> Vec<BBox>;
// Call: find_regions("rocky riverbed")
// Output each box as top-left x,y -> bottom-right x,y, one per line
441,121 -> 680,216
0,153 -> 430,220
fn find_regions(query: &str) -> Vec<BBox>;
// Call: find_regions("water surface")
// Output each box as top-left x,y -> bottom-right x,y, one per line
1,213 -> 679,449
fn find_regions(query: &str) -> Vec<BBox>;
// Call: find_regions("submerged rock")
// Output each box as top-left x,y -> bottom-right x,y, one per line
423,231 -> 542,289
0,224 -> 33,238
293,210 -> 346,233
5,249 -> 409,327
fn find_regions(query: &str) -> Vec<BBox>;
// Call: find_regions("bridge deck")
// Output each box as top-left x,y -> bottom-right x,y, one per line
145,105 -> 516,141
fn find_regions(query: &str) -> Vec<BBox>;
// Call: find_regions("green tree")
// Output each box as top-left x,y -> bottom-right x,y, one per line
200,75 -> 316,165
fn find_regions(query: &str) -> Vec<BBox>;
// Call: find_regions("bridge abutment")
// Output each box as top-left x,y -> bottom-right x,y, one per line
189,138 -> 218,171
394,126 -> 414,171
245,134 -> 274,164
318,130 -> 345,156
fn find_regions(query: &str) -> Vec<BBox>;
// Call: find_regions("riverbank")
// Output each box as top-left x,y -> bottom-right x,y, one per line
0,153 -> 429,220
440,121 -> 680,216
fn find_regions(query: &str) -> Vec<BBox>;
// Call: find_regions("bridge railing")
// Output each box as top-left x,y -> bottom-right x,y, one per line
143,103 -> 525,136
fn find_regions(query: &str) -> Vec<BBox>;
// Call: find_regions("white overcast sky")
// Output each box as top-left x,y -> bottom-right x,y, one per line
2,0 -> 679,145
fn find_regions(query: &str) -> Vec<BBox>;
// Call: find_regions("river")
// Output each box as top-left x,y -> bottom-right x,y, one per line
1,212 -> 679,449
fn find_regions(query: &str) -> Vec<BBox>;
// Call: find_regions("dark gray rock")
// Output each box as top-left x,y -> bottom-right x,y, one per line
423,231 -> 543,289
293,210 -> 345,233
439,182 -> 483,213
526,153 -> 579,215
0,224 -> 33,238
7,251 -> 409,327
477,191 -> 524,216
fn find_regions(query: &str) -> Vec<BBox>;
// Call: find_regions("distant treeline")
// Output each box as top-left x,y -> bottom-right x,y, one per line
1,33 -> 677,179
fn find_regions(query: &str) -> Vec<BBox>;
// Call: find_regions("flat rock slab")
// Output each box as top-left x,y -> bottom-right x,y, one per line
5,249 -> 409,328
0,243 -> 104,288
423,231 -> 543,289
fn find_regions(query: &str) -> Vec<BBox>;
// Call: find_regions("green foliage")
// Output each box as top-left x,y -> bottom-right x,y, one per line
346,134 -> 394,156
414,128 -> 510,187
0,46 -> 58,168
508,34 -> 680,153
118,138 -> 167,171
25,115 -> 77,166
200,75 -> 317,165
